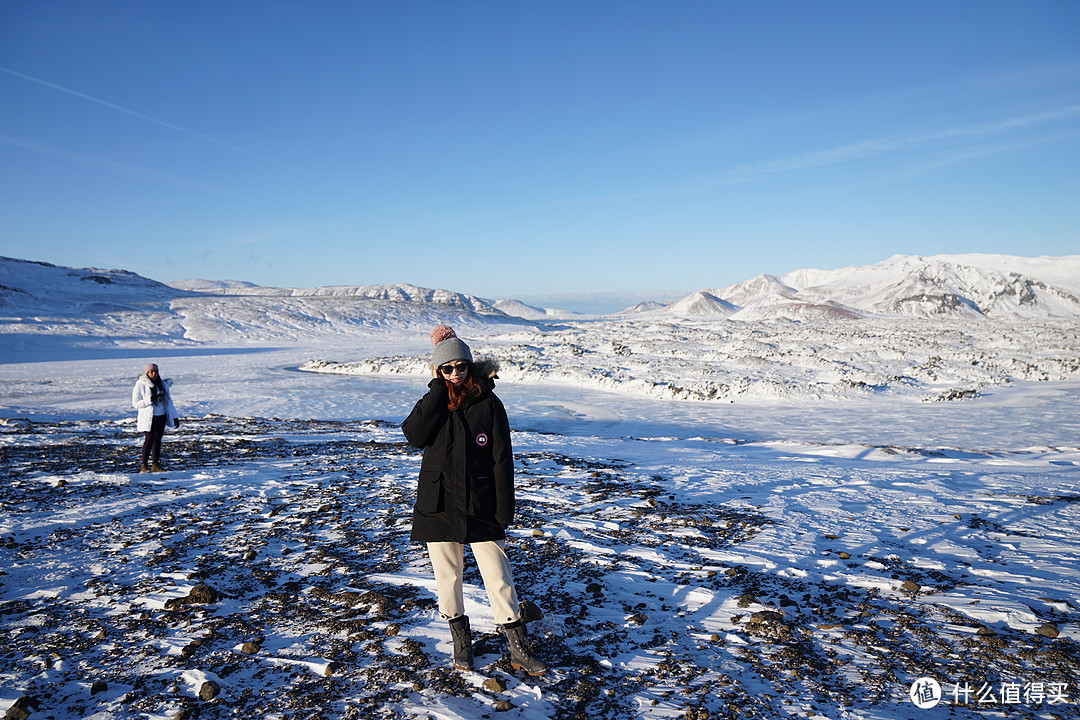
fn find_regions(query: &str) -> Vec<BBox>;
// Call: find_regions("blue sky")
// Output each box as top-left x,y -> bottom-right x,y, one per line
2,1 -> 1078,309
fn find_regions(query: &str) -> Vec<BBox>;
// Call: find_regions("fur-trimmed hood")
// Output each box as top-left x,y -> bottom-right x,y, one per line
473,359 -> 499,388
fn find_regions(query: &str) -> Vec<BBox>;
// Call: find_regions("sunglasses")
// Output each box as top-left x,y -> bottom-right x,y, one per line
438,362 -> 470,376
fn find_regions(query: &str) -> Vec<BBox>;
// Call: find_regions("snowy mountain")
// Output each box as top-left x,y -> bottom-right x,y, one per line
629,254 -> 1080,320
168,279 -> 509,315
660,291 -> 739,319
0,256 -> 192,312
0,257 -> 536,350
3,253 -> 1079,356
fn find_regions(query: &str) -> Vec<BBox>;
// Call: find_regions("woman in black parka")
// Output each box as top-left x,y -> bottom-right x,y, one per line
402,325 -> 545,675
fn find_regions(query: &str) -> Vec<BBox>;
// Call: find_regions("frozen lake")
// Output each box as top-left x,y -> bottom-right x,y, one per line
4,345 -> 1077,453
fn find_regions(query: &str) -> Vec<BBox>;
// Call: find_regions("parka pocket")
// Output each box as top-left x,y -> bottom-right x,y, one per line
416,469 -> 445,514
469,475 -> 496,518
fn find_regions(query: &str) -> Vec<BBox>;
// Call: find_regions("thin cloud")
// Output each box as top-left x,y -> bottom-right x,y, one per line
1,66 -> 277,163
0,133 -> 243,196
742,105 -> 1080,176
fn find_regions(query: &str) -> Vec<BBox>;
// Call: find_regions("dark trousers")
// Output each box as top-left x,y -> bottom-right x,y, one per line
141,413 -> 167,466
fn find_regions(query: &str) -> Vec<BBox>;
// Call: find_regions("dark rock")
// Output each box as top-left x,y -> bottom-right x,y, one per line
164,583 -> 220,610
519,599 -> 544,623
239,642 -> 261,655
90,679 -> 108,695
4,696 -> 38,720
198,680 -> 221,701
1036,623 -> 1059,639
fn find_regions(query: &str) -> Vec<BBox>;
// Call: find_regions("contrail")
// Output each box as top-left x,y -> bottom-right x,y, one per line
1,66 -> 273,161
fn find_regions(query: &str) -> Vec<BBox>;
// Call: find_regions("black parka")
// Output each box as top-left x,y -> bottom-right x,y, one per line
401,361 -> 514,543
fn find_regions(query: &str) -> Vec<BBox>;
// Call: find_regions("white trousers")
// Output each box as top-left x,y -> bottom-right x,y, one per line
427,540 -> 520,625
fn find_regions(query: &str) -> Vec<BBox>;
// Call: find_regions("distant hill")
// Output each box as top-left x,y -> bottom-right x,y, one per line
621,254 -> 1080,320
0,256 -> 192,311
4,253 -> 1079,353
0,257 -> 537,349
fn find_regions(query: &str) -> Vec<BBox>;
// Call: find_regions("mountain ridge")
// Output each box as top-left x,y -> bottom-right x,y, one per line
2,254 -> 1078,329
630,253 -> 1080,320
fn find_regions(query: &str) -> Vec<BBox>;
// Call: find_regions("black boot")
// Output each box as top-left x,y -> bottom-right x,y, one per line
448,616 -> 474,671
502,620 -> 546,676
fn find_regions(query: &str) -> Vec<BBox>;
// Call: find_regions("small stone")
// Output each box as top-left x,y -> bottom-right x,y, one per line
901,580 -> 921,593
976,625 -> 996,636
629,613 -> 647,626
494,700 -> 513,712
239,641 -> 261,655
483,677 -> 507,693
198,680 -> 221,701
586,582 -> 603,595
736,594 -> 757,608
1036,623 -> 1059,639
837,552 -> 851,560
324,661 -> 342,677
90,679 -> 108,695
531,529 -> 544,537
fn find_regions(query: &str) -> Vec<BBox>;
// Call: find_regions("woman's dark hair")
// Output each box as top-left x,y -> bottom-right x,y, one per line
446,365 -> 483,411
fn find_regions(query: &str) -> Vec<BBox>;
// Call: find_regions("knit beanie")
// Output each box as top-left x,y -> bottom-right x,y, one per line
430,325 -> 473,368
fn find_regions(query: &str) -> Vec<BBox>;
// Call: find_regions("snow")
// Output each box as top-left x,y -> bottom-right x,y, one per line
2,255 -> 1079,719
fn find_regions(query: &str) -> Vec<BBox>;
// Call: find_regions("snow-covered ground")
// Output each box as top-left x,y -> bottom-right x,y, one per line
2,256 -> 1079,719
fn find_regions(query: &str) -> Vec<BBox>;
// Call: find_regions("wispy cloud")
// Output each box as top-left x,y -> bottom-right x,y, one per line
739,104 -> 1080,177
0,133 -> 243,196
1,66 -> 276,163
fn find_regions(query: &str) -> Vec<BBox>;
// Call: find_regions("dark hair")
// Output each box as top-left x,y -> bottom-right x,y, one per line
446,367 -> 483,411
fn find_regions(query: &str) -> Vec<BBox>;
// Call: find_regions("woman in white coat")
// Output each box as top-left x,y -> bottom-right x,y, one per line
131,363 -> 179,472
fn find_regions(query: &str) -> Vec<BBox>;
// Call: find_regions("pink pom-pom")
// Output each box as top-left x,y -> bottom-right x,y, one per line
430,325 -> 457,346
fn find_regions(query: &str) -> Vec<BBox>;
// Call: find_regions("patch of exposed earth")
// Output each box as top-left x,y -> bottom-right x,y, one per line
1,417 -> 1077,719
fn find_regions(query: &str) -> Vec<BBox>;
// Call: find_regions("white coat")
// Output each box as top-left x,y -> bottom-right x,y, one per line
131,374 -> 178,432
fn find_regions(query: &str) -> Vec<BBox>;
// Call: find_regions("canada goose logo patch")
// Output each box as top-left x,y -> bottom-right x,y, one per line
475,433 -> 489,447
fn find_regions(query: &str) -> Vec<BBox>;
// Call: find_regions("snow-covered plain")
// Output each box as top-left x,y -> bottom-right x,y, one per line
2,255 -> 1079,720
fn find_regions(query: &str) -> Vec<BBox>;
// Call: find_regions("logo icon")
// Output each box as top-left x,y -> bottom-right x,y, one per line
910,678 -> 942,709
475,433 -> 489,447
